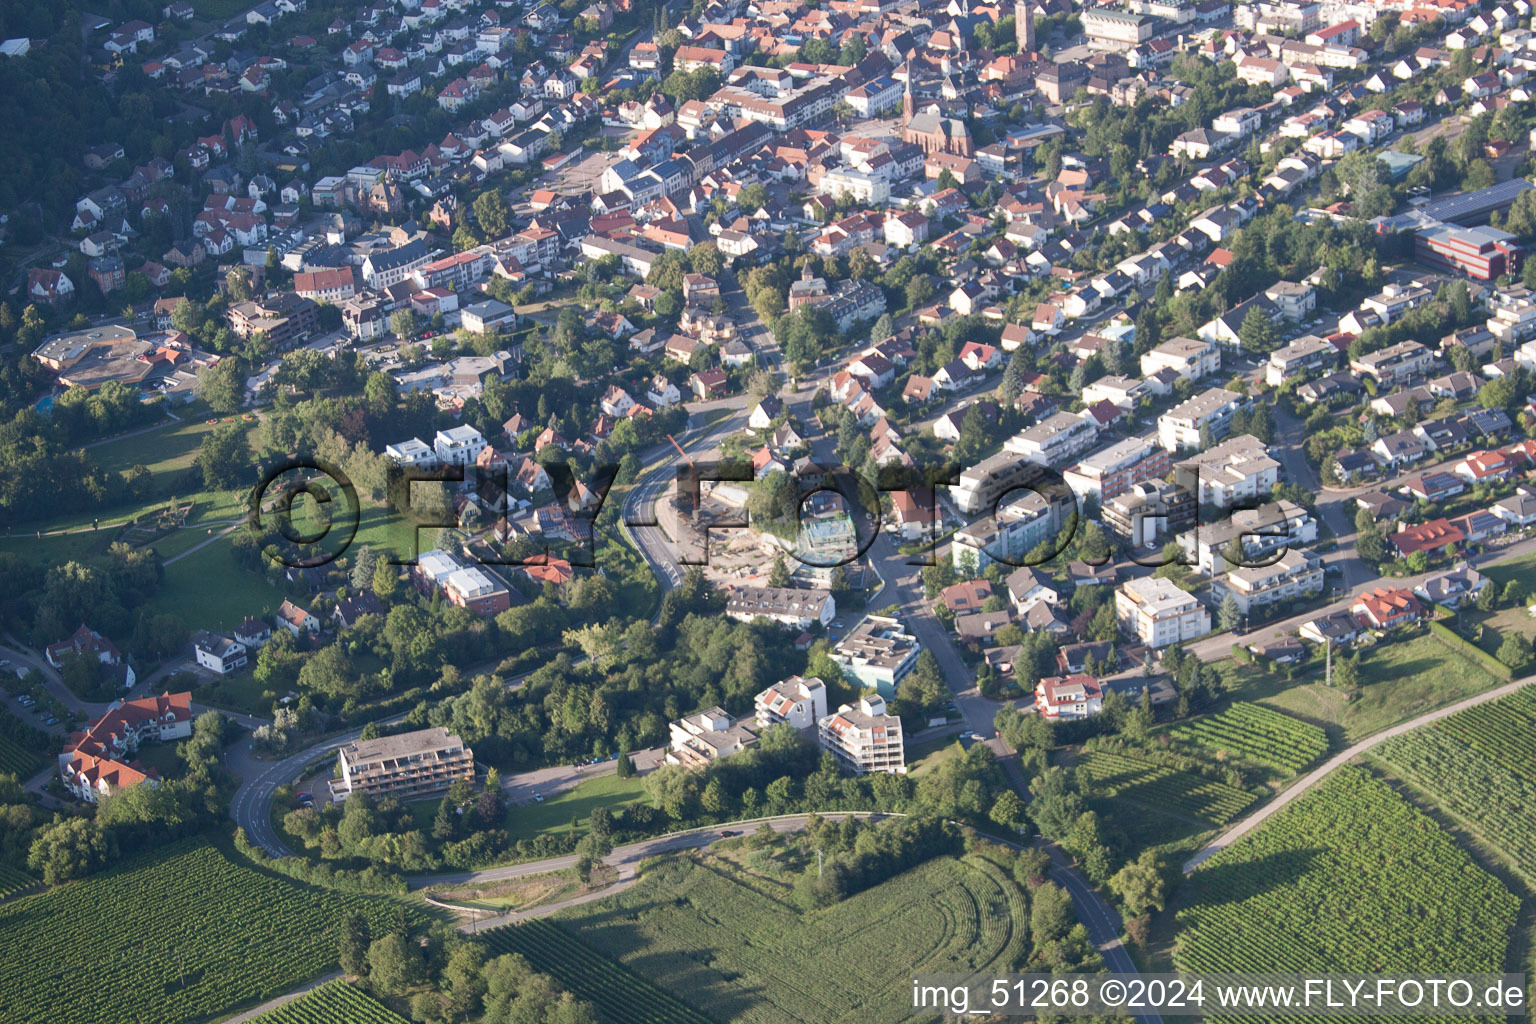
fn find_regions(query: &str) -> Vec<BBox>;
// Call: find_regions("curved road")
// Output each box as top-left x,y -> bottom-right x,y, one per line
1183,673 -> 1534,874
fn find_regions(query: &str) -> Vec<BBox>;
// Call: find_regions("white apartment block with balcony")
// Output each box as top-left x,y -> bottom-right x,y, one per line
818,695 -> 906,774
949,491 -> 1059,572
1005,410 -> 1100,467
1211,548 -> 1325,615
754,675 -> 828,731
1174,434 -> 1281,508
433,425 -> 487,467
1157,387 -> 1246,452
1115,576 -> 1212,648
1062,434 -> 1172,503
667,706 -> 759,769
1181,499 -> 1318,574
1266,334 -> 1336,385
1140,336 -> 1220,382
832,615 -> 921,698
330,727 -> 475,802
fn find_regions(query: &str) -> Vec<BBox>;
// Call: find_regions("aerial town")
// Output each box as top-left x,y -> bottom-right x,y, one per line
0,0 -> 1534,1018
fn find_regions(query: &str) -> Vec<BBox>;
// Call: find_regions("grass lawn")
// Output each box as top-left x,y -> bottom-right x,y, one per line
1456,603 -> 1536,657
504,773 -> 648,842
1216,632 -> 1501,744
198,669 -> 280,716
153,534 -> 293,632
432,870 -> 584,911
131,740 -> 186,781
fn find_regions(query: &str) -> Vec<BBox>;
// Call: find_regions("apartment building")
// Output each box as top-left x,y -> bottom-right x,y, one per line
1140,336 -> 1220,382
1173,434 -> 1280,508
1157,387 -> 1246,452
59,692 -> 193,803
330,727 -> 475,802
1115,576 -> 1212,647
1212,548 -> 1325,615
725,586 -> 835,630
1034,673 -> 1104,720
832,615 -> 921,697
953,448 -> 1055,515
442,566 -> 512,616
1102,481 -> 1196,548
666,707 -> 759,769
753,675 -> 828,731
434,425 -> 488,467
1062,435 -> 1172,503
1266,334 -> 1338,386
1182,499 -> 1318,574
1349,339 -> 1436,386
1004,410 -> 1099,467
818,695 -> 906,775
949,491 -> 1061,572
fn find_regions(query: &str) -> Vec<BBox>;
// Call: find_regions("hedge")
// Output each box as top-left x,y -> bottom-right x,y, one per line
1428,620 -> 1514,681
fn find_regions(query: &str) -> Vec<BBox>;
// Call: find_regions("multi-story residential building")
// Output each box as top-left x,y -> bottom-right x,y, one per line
1211,548 -> 1325,614
1035,674 -> 1104,719
1157,387 -> 1246,452
949,491 -> 1062,572
754,675 -> 829,731
818,695 -> 905,775
1173,434 -> 1280,508
192,631 -> 247,674
1140,336 -> 1221,381
385,437 -> 437,469
1115,576 -> 1212,647
1266,334 -> 1338,385
330,727 -> 475,802
1489,295 -> 1536,346
226,293 -> 319,350
831,615 -> 920,698
434,425 -> 487,467
1350,339 -> 1436,386
1182,499 -> 1318,574
442,566 -> 511,616
1062,435 -> 1172,503
1102,481 -> 1196,548
666,706 -> 759,769
725,586 -> 835,630
1005,411 -> 1099,467
953,449 -> 1054,515
59,692 -> 194,803
1350,586 -> 1423,630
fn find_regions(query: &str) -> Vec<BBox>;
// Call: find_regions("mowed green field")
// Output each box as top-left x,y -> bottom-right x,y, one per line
550,853 -> 1028,1024
1176,768 -> 1517,986
1217,634 -> 1502,743
0,839 -> 415,1024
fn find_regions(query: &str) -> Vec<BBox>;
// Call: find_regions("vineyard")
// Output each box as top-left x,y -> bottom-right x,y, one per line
0,707 -> 46,780
1170,703 -> 1328,775
250,980 -> 408,1023
0,839 -> 416,1024
0,862 -> 35,901
1376,685 -> 1536,880
1076,749 -> 1256,825
1177,767 -> 1517,1004
479,918 -> 715,1024
545,853 -> 1028,1024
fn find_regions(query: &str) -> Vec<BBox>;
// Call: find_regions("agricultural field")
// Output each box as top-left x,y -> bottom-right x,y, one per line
249,980 -> 409,1024
1169,703 -> 1329,775
1176,768 -> 1517,988
480,917 -> 715,1024
0,838 -> 414,1024
539,852 -> 1028,1024
1375,685 -> 1536,880
1075,748 -> 1256,826
0,707 -> 48,780
0,862 -> 36,901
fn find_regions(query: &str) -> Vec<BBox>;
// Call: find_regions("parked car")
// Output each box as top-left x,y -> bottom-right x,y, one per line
533,792 -> 544,802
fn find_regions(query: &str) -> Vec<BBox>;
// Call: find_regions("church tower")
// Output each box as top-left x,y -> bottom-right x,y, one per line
901,63 -> 914,124
1016,1 -> 1034,55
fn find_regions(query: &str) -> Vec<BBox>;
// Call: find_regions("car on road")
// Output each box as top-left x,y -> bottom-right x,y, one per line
533,792 -> 544,802
719,830 -> 741,837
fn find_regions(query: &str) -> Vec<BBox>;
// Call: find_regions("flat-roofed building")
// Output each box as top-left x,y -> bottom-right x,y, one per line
818,695 -> 905,774
1140,335 -> 1220,381
1212,548 -> 1324,615
1173,434 -> 1280,507
950,491 -> 1062,572
330,727 -> 475,802
1266,334 -> 1338,385
1062,435 -> 1172,503
1157,387 -> 1245,451
666,706 -> 758,769
443,566 -> 511,616
1102,481 -> 1195,548
725,586 -> 834,630
754,675 -> 828,731
1115,575 -> 1211,647
1005,410 -> 1099,467
832,615 -> 920,698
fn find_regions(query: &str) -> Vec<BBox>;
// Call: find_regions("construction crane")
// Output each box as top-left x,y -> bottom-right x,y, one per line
668,434 -> 699,517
